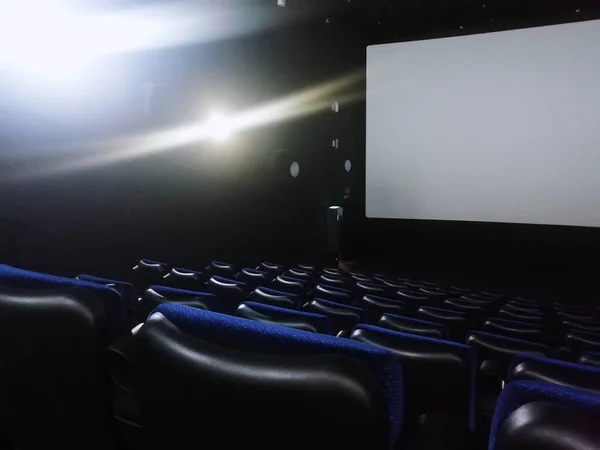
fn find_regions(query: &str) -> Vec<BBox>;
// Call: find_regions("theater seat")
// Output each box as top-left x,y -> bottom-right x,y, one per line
235,268 -> 270,289
490,381 -> 600,450
304,298 -> 362,336
379,313 -> 448,340
248,286 -> 299,309
416,306 -> 468,341
133,259 -> 168,290
77,274 -> 136,324
467,331 -> 553,383
319,273 -> 350,288
564,329 -> 600,355
358,295 -> 407,324
206,276 -> 246,313
133,304 -> 403,450
354,282 -> 388,301
510,354 -> 600,395
77,274 -> 135,303
206,260 -> 237,278
236,301 -> 331,334
162,268 -> 204,291
483,318 -> 545,343
0,285 -> 116,449
350,324 -> 474,449
258,262 -> 285,276
579,352 -> 600,368
287,268 -> 313,280
312,284 -> 352,305
0,265 -> 126,338
271,275 -> 307,296
138,286 -> 219,320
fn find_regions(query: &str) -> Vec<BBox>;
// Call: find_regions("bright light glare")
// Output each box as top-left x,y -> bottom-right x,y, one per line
204,113 -> 232,142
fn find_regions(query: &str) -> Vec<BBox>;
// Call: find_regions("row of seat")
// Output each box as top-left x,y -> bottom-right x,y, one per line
1,261 -> 600,450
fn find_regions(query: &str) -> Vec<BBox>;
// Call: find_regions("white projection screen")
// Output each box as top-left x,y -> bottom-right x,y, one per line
366,19 -> 600,227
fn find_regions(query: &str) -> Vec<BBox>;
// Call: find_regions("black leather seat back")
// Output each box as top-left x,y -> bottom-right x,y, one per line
313,284 -> 352,305
351,325 -> 472,430
319,274 -> 349,289
235,268 -> 269,289
133,313 -> 389,450
206,276 -> 246,313
564,330 -> 600,354
206,261 -> 237,278
358,295 -> 407,324
0,286 -> 115,449
271,275 -> 307,297
483,318 -> 545,343
248,287 -> 298,309
379,313 -> 448,340
304,298 -> 362,335
133,259 -> 168,290
416,306 -> 468,341
163,268 -> 204,291
510,354 -> 600,395
236,302 -> 330,334
579,352 -> 600,367
138,286 -> 217,321
467,331 -> 552,382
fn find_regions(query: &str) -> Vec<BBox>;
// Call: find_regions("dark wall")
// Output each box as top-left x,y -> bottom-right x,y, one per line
343,1 -> 600,301
0,0 -> 364,278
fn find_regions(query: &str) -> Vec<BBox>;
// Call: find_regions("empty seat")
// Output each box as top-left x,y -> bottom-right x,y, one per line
296,264 -> 315,272
351,325 -> 474,445
0,265 -> 126,337
237,301 -> 330,334
205,260 -> 237,278
379,313 -> 448,340
304,298 -> 362,336
358,295 -> 407,324
77,274 -> 136,322
138,285 -> 219,320
490,381 -> 600,450
257,262 -> 284,276
162,268 -> 204,291
286,268 -> 313,280
271,275 -> 307,296
133,259 -> 168,290
322,267 -> 344,277
248,286 -> 299,309
483,318 -> 545,343
396,288 -> 430,303
416,306 -> 468,341
133,304 -> 403,450
509,354 -> 600,395
77,274 -> 135,303
466,331 -> 553,399
444,298 -> 486,317
564,329 -> 600,355
579,352 -> 600,367
0,273 -> 121,449
562,319 -> 600,334
319,273 -> 350,288
206,276 -> 246,313
235,268 -> 270,289
354,281 -> 388,300
312,284 -> 353,305
497,309 -> 544,324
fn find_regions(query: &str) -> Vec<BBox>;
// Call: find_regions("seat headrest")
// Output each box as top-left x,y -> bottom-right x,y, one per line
141,286 -> 218,317
490,381 -> 600,450
496,400 -> 600,450
148,303 -> 404,445
396,289 -> 430,301
379,313 -> 448,340
510,354 -> 600,395
579,352 -> 600,368
0,265 -> 125,337
305,298 -> 362,334
359,295 -> 406,323
237,302 -> 330,334
351,324 -> 475,429
249,287 -> 298,309
467,331 -> 551,357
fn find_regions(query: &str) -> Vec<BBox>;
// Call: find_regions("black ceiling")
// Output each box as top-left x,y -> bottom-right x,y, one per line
368,0 -> 600,43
